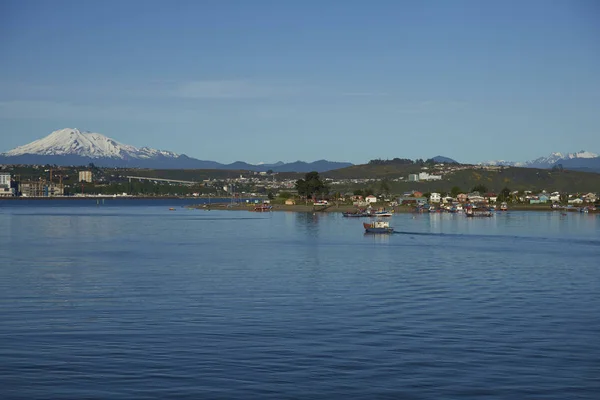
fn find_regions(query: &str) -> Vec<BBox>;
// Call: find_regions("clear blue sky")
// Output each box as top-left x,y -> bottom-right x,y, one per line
1,0 -> 598,164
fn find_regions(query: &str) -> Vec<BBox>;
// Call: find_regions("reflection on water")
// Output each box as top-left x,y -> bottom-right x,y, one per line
0,203 -> 599,399
295,212 -> 321,237
363,232 -> 391,244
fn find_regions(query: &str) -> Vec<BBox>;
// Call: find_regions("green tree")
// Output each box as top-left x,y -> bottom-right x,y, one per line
379,179 -> 390,196
498,187 -> 511,202
560,192 -> 569,204
332,191 -> 342,207
471,184 -> 488,194
295,171 -> 327,199
451,186 -> 462,197
353,189 -> 364,196
364,187 -> 374,197
278,191 -> 292,199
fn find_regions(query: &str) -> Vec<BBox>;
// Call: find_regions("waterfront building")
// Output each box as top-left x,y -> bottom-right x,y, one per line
0,172 -> 14,196
20,181 -> 64,197
430,193 -> 441,203
365,195 -> 378,204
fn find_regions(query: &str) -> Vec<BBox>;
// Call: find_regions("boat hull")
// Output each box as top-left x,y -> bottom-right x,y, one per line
466,212 -> 493,217
343,212 -> 369,217
363,222 -> 394,233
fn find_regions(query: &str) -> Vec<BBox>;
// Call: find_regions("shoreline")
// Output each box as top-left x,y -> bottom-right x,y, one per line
0,196 -> 221,201
1,197 -> 596,213
186,203 -> 597,213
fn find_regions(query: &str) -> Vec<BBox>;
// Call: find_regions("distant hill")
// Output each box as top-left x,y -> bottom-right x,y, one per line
271,160 -> 353,173
431,155 -> 458,164
324,162 -> 600,193
554,157 -> 600,173
0,128 -> 352,172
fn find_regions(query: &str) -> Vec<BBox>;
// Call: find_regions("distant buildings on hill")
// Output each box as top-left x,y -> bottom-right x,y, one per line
408,172 -> 442,182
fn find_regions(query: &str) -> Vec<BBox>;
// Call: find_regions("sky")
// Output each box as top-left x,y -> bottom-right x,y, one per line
0,0 -> 599,164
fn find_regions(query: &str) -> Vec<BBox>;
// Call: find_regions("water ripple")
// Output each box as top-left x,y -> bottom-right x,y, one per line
0,206 -> 599,399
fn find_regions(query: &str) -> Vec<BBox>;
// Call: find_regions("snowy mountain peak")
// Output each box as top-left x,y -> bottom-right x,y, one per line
566,150 -> 598,159
4,128 -> 179,160
481,150 -> 598,168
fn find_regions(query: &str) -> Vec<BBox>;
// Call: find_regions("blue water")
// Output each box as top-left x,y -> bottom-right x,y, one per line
1,200 -> 599,399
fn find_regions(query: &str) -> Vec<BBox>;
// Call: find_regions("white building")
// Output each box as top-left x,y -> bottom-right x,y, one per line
430,192 -> 441,203
0,172 -> 14,196
79,171 -> 92,183
408,174 -> 419,182
365,195 -> 378,204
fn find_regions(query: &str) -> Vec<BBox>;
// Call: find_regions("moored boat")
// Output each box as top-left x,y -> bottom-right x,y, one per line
343,210 -> 370,217
363,220 -> 394,233
372,210 -> 393,217
500,202 -> 508,211
465,205 -> 493,217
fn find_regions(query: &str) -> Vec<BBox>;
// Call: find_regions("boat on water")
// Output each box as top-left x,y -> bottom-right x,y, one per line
447,204 -> 464,213
465,205 -> 493,217
363,220 -> 394,234
371,210 -> 393,217
500,202 -> 508,211
343,210 -> 370,217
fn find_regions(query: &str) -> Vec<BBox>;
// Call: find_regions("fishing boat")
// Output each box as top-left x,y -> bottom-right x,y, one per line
500,202 -> 508,211
343,210 -> 370,217
363,220 -> 394,233
371,210 -> 393,217
465,205 -> 493,217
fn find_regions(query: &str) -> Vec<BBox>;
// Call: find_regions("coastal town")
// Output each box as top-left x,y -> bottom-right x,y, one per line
1,162 -> 598,211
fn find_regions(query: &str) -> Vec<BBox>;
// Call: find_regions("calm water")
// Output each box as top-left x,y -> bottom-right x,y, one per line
1,200 -> 599,399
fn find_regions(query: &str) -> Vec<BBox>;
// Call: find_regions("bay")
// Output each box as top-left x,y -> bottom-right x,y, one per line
1,200 -> 599,399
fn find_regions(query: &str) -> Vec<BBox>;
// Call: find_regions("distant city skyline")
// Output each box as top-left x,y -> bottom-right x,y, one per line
1,0 -> 599,164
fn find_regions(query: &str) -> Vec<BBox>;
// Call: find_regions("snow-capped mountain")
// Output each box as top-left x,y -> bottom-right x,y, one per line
0,128 -> 353,172
5,128 -> 179,160
481,151 -> 599,169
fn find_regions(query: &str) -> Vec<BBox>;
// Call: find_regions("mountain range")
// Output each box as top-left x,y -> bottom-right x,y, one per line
480,151 -> 600,172
1,128 -> 599,174
0,128 -> 353,172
